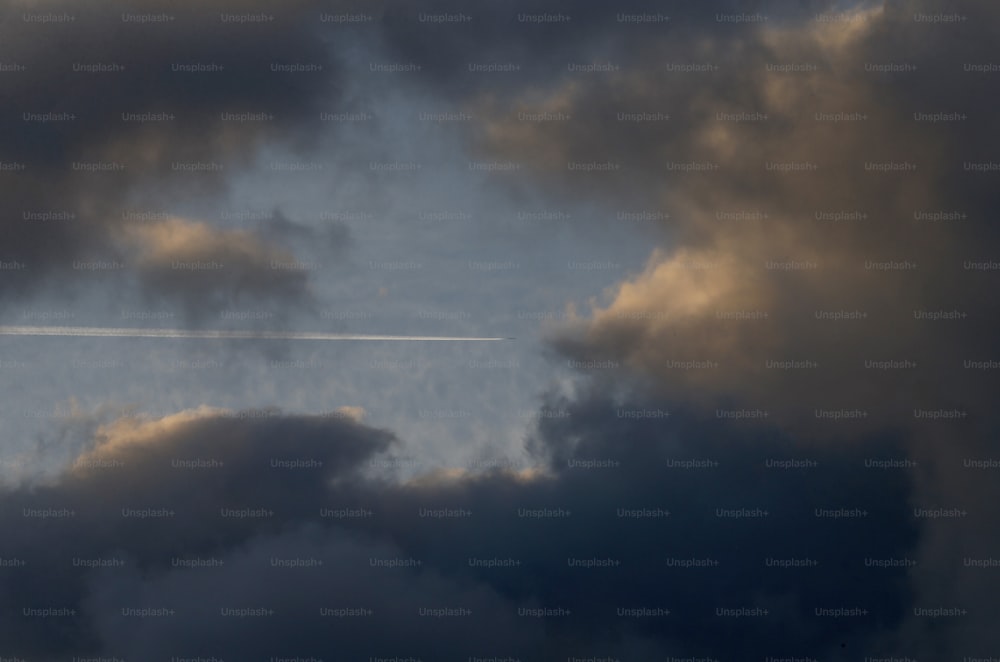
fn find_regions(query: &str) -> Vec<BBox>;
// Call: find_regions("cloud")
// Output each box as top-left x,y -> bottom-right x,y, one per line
513,4 -> 994,654
0,0 -> 338,313
465,3 -> 1000,439
123,217 -> 315,322
258,210 -> 352,256
0,400 -> 921,658
439,3 -> 1000,653
1,0 -> 996,657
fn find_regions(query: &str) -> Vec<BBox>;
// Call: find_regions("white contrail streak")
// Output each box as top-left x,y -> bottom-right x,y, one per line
0,326 -> 511,341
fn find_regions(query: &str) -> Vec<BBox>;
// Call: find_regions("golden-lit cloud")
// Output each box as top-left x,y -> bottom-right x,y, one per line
469,6 -> 995,435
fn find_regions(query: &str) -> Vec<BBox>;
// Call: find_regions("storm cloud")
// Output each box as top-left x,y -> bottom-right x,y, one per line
0,401 -> 921,660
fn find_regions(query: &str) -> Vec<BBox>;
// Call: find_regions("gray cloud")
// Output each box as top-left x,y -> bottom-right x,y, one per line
0,0 -> 339,319
0,401 -> 920,659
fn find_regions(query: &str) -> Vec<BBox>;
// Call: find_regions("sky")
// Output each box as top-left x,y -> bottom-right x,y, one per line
0,0 -> 998,659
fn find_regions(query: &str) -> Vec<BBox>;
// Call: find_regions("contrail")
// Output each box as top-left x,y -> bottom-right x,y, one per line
0,326 -> 511,341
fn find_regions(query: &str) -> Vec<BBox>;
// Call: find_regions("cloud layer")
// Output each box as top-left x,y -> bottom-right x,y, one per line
0,403 -> 921,659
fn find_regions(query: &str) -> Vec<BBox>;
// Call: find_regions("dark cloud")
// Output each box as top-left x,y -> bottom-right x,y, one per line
374,0 -> 834,98
0,0 -> 338,317
123,217 -> 318,324
0,407 -> 396,657
259,210 -> 352,256
0,400 -> 921,659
